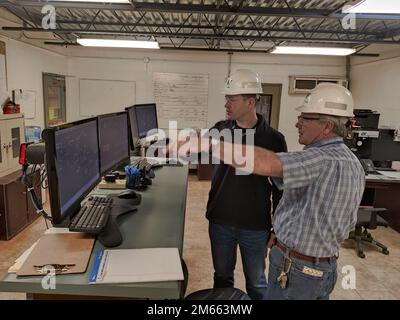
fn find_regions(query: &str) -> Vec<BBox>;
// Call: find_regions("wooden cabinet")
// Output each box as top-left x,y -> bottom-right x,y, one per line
0,114 -> 25,177
0,169 -> 41,240
197,164 -> 214,180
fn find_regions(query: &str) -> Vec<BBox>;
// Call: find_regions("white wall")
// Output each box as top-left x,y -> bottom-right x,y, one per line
0,35 -> 67,129
351,52 -> 400,130
65,47 -> 346,150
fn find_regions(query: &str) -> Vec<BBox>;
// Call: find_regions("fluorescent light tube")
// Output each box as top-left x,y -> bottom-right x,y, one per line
344,0 -> 400,14
77,39 -> 160,49
271,46 -> 356,56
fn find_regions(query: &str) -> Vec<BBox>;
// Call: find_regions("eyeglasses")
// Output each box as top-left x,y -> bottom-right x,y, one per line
297,115 -> 321,124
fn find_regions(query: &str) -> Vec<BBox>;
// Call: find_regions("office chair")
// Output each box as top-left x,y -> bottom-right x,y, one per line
179,259 -> 189,299
185,287 -> 250,300
349,207 -> 390,258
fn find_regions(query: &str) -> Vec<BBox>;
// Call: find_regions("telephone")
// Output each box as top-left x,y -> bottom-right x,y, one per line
360,159 -> 376,174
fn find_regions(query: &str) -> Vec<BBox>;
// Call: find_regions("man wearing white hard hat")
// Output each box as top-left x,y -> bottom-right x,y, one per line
213,83 -> 365,299
205,69 -> 287,300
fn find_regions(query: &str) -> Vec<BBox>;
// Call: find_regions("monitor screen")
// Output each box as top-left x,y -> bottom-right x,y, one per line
134,104 -> 158,139
370,138 -> 400,162
98,112 -> 130,175
43,118 -> 101,224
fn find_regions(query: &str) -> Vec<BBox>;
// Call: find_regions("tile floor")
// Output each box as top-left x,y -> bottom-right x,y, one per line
1,175 -> 399,300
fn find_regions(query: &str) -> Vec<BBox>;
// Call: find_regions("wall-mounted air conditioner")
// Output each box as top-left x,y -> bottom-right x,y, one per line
289,76 -> 348,95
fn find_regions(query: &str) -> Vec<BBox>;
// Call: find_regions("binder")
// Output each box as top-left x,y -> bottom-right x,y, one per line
17,233 -> 95,276
89,248 -> 184,284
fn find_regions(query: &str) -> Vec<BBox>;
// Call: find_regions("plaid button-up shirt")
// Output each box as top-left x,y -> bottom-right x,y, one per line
272,137 -> 365,257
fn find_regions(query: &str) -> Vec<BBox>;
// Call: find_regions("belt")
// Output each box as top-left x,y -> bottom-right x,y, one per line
275,241 -> 333,263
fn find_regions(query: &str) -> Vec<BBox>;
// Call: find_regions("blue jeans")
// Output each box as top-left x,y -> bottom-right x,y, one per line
265,245 -> 338,300
209,223 -> 269,300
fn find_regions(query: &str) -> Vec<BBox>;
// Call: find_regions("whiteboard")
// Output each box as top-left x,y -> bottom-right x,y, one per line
153,72 -> 208,129
14,89 -> 36,119
79,79 -> 135,117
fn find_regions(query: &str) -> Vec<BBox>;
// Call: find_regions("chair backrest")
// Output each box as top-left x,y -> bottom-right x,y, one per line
185,288 -> 251,300
180,259 -> 189,299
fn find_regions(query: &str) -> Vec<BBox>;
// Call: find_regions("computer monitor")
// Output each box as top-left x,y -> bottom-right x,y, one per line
42,118 -> 101,224
98,111 -> 130,175
370,138 -> 400,162
134,103 -> 158,139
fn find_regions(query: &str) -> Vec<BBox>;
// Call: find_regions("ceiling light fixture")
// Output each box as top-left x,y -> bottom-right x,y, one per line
77,39 -> 160,49
271,46 -> 356,56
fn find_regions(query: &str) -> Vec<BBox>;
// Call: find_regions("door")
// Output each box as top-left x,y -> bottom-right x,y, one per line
8,118 -> 25,169
43,73 -> 66,128
258,84 -> 282,130
0,117 -> 25,176
5,179 -> 28,239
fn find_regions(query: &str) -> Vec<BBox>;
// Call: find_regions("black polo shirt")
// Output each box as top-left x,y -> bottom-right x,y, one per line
206,114 -> 287,230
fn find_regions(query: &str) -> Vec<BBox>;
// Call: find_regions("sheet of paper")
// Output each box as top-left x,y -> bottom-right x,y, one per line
14,90 -> 37,119
95,248 -> 184,284
8,241 -> 38,273
377,171 -> 400,180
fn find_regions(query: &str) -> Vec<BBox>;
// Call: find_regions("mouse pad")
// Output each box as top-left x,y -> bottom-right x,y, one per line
109,205 -> 137,218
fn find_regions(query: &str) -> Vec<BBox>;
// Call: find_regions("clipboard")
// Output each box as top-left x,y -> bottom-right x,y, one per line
17,233 -> 95,276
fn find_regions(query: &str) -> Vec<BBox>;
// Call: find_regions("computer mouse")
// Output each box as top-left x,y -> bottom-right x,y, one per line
118,189 -> 139,199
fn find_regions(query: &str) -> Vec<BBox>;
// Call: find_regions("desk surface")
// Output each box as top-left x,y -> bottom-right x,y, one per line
0,164 -> 188,299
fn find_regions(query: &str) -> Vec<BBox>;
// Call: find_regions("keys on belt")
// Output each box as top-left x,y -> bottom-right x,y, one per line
277,256 -> 292,289
274,240 -> 333,289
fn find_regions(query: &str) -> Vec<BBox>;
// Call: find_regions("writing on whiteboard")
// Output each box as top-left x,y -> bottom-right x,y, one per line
153,73 -> 208,129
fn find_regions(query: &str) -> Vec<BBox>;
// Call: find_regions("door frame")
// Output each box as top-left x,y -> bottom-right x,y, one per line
261,83 -> 282,130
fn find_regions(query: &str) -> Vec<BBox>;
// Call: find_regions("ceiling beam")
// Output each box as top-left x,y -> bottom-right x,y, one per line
3,1 -> 400,20
3,22 -> 387,37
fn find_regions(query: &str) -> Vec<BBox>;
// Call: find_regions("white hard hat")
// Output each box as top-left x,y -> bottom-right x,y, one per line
296,83 -> 354,117
223,69 -> 263,95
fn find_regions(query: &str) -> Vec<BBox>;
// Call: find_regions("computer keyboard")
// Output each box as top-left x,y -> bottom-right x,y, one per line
69,196 -> 113,234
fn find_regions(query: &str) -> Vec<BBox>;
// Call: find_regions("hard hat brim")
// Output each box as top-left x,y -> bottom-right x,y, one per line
222,88 -> 263,95
296,104 -> 354,117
